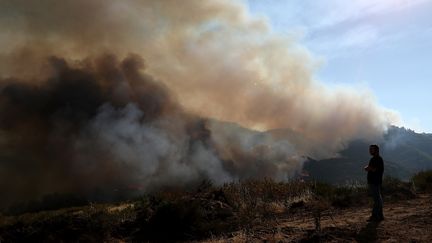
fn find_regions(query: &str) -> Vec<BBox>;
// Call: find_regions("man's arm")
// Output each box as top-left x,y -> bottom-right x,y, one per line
365,158 -> 379,172
364,165 -> 377,172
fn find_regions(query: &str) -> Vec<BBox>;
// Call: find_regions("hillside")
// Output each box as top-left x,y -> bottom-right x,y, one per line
205,122 -> 432,184
217,123 -> 432,184
303,126 -> 432,184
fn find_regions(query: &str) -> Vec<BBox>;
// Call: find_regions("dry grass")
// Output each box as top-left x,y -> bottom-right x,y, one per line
412,170 -> 432,192
1,175 -> 425,242
221,179 -> 312,225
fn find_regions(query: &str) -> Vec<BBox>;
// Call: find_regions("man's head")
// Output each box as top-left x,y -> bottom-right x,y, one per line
369,144 -> 380,156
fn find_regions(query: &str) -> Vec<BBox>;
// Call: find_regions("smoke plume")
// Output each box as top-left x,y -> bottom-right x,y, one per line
0,0 -> 396,207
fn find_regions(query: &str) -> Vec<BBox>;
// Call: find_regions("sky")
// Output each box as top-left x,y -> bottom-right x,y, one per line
246,0 -> 432,133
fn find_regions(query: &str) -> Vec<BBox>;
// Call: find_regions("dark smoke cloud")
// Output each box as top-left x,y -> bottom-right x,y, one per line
0,55 -> 169,204
0,0 -> 398,207
0,54 -> 177,206
0,54 -> 299,208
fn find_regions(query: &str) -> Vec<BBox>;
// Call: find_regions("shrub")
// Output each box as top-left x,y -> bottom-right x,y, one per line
311,181 -> 367,208
412,170 -> 432,192
144,200 -> 206,240
381,176 -> 416,200
221,179 -> 310,224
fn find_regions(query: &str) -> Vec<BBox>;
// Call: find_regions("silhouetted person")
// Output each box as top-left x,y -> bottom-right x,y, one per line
364,144 -> 384,221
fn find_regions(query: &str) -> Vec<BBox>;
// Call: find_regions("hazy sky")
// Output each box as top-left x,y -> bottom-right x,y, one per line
246,0 -> 432,133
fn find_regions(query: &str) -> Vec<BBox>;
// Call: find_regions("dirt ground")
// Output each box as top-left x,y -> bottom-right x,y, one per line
203,194 -> 432,242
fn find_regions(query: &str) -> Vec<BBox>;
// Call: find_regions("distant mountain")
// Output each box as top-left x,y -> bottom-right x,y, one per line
383,126 -> 432,171
215,121 -> 432,184
209,120 -> 432,184
303,126 -> 432,184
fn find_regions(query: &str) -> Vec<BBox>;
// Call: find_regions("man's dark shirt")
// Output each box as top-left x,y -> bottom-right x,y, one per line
368,155 -> 384,185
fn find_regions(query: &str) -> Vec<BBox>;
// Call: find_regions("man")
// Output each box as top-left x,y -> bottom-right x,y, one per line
364,144 -> 384,221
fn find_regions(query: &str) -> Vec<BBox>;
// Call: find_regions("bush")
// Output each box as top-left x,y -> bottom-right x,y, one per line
221,179 -> 310,224
311,182 -> 366,208
381,176 -> 416,200
412,170 -> 432,192
129,183 -> 238,241
143,200 -> 206,241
